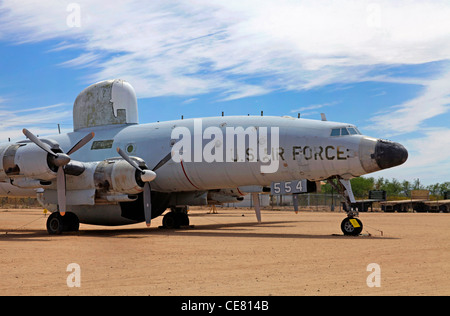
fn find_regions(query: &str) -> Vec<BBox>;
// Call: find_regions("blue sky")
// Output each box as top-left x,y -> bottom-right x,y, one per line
1,0 -> 450,185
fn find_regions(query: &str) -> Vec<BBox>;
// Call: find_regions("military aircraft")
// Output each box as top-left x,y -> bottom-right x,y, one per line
0,79 -> 408,235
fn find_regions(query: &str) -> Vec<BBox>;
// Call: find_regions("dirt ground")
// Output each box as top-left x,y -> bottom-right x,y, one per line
1,207 -> 449,296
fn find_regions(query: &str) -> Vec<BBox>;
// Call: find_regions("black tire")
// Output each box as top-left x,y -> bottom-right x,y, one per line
46,212 -> 80,234
64,212 -> 80,232
46,212 -> 64,235
177,212 -> 190,226
162,212 -> 180,229
341,217 -> 363,236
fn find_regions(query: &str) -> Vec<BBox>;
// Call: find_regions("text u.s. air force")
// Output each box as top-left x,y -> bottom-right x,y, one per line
241,145 -> 353,162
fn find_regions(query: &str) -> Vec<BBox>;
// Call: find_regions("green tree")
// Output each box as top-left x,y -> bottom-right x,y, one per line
438,182 -> 450,197
426,183 -> 441,197
319,177 -> 449,200
321,177 -> 374,198
412,178 -> 424,190
379,178 -> 403,197
374,177 -> 385,190
350,177 -> 375,198
401,180 -> 411,197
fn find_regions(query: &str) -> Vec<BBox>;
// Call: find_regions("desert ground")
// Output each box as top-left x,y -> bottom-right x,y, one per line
1,207 -> 449,296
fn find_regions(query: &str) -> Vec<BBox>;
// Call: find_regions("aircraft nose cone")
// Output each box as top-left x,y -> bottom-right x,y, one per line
373,140 -> 408,169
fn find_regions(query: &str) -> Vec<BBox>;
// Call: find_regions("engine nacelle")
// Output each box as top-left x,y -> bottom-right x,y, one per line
94,157 -> 147,195
38,157 -> 149,206
0,142 -> 150,204
0,142 -> 56,181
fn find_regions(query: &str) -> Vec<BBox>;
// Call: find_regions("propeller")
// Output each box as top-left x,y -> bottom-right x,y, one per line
116,147 -> 171,227
251,193 -> 262,223
23,129 -> 95,216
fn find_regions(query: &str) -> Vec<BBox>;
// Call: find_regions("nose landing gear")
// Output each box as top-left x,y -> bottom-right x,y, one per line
327,177 -> 363,236
340,217 -> 363,236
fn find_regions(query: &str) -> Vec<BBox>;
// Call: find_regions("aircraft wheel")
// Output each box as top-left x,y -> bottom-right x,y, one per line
46,212 -> 65,235
162,212 -> 180,229
341,217 -> 363,236
64,212 -> 80,232
177,212 -> 190,226
46,212 -> 80,235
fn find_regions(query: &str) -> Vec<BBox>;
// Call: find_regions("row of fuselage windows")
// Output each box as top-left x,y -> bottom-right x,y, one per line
330,127 -> 361,137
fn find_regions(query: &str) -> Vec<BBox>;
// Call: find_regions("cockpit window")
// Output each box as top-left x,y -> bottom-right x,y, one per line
347,127 -> 358,135
330,126 -> 361,137
330,128 -> 340,136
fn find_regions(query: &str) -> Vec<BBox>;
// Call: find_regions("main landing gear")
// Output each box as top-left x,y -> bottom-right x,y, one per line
162,206 -> 190,229
46,212 -> 80,235
327,177 -> 363,236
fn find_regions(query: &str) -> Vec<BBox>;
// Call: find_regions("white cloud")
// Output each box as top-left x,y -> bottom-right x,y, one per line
1,0 -> 450,139
2,0 -> 450,100
373,127 -> 450,184
58,52 -> 100,69
0,102 -> 72,142
182,98 -> 198,105
366,66 -> 450,135
406,128 -> 450,169
290,102 -> 338,113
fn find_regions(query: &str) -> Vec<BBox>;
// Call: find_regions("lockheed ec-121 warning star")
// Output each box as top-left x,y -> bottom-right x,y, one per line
0,79 -> 407,235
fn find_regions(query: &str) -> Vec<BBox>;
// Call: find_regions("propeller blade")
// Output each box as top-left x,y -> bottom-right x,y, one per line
152,152 -> 172,171
23,129 -> 94,218
143,182 -> 152,227
57,167 -> 66,216
252,193 -> 262,223
116,147 -> 144,172
116,147 -> 156,182
23,128 -> 58,158
116,146 -> 155,227
67,132 -> 95,155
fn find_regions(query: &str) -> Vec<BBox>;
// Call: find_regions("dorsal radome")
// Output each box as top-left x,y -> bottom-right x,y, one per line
73,79 -> 138,131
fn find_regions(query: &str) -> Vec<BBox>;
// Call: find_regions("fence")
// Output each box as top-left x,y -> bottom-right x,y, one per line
225,193 -> 347,211
272,193 -> 346,211
0,197 -> 40,209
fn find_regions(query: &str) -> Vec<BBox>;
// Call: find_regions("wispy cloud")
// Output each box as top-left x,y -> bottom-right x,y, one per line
2,0 -> 450,102
366,65 -> 450,135
58,52 -> 101,69
374,127 -> 450,183
8,103 -> 68,113
290,102 -> 338,114
1,0 -> 450,144
406,128 -> 450,169
0,101 -> 71,142
182,98 -> 198,105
